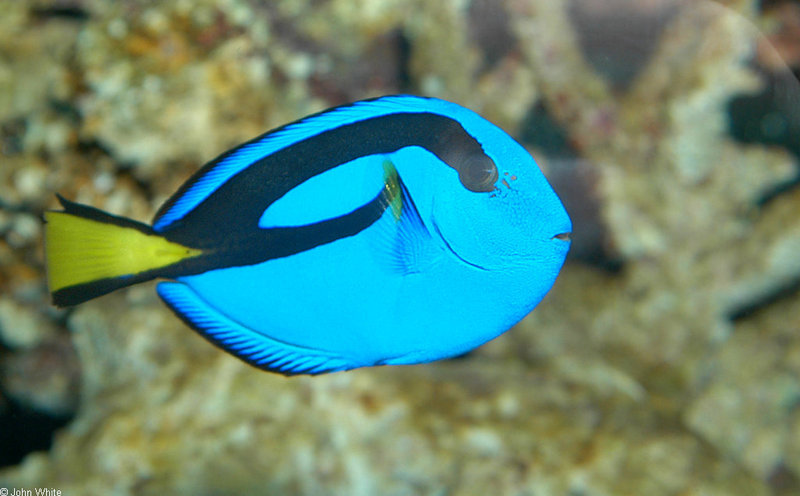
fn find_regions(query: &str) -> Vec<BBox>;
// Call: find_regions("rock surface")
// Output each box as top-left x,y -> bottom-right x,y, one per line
1,0 -> 799,494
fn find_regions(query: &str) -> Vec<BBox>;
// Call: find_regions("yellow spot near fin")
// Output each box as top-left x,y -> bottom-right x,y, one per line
382,160 -> 403,221
45,211 -> 202,293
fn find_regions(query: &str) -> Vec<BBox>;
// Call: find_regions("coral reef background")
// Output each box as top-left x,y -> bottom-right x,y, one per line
1,0 -> 799,494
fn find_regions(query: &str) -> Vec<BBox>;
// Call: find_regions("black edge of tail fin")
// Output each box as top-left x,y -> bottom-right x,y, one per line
54,194 -> 155,235
52,274 -> 154,307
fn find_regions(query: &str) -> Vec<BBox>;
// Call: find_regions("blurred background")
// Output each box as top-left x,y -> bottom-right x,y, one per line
1,0 -> 799,494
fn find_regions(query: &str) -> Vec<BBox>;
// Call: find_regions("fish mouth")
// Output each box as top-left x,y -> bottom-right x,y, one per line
430,216 -> 490,271
552,232 -> 572,241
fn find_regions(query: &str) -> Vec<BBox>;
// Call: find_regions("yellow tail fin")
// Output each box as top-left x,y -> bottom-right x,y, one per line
45,197 -> 201,306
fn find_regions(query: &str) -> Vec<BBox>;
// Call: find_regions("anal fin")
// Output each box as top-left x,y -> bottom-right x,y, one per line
156,282 -> 355,375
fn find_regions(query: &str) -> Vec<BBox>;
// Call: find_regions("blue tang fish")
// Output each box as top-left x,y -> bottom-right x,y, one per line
45,95 -> 571,375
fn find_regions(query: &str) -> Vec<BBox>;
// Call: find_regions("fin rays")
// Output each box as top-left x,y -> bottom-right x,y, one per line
157,282 -> 355,376
45,197 -> 202,306
373,161 -> 439,275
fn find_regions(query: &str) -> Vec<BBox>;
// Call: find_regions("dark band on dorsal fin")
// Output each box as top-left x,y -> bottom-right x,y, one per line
152,96 -> 496,232
160,112 -> 492,247
145,98 -> 502,280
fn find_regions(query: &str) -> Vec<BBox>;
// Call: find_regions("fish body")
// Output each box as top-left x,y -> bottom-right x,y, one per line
45,95 -> 571,375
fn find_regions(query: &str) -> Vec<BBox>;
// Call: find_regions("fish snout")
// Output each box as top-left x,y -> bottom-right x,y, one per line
552,232 -> 572,242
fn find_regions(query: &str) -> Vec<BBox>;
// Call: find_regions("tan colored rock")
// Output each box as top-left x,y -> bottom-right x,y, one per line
1,0 -> 799,494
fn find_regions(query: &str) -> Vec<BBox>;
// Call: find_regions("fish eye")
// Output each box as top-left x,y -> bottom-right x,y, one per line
459,155 -> 498,193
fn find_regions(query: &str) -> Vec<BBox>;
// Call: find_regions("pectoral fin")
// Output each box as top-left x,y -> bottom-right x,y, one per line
374,160 -> 441,275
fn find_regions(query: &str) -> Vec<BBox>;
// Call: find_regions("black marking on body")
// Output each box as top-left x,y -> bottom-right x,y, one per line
156,110 -> 497,277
